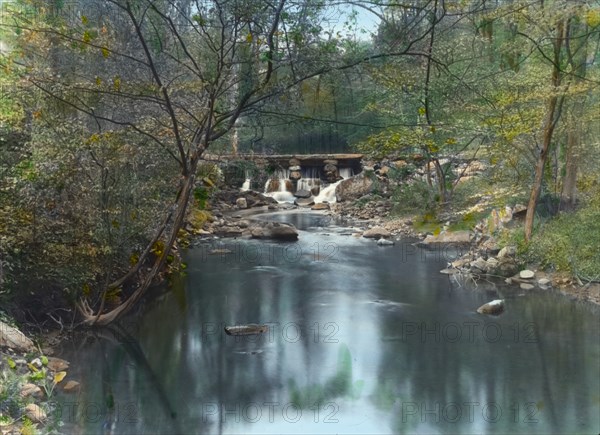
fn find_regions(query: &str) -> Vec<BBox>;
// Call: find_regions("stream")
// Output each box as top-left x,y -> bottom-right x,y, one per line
56,211 -> 600,434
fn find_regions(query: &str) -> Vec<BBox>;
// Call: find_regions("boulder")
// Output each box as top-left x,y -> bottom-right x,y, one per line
418,230 -> 471,248
335,173 -> 374,202
24,403 -> 46,423
251,222 -> 299,241
538,278 -> 551,287
498,246 -> 516,258
20,383 -> 43,399
0,321 -> 35,352
289,158 -> 301,166
376,238 -> 395,246
224,324 -> 268,336
363,227 -> 391,239
63,380 -> 81,392
294,197 -> 315,207
470,257 -> 488,273
235,197 -> 248,209
476,299 -> 505,315
289,170 -> 302,181
294,189 -> 312,198
520,283 -> 535,290
46,357 -> 69,372
311,203 -> 330,211
519,269 -> 535,279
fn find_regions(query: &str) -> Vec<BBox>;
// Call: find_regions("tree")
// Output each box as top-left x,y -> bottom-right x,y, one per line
3,0 -> 442,325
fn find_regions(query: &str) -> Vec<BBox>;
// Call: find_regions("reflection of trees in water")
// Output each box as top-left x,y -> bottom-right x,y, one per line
371,289 -> 597,433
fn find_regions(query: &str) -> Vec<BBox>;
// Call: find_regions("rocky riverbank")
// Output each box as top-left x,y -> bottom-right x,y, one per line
202,179 -> 599,307
0,322 -> 75,434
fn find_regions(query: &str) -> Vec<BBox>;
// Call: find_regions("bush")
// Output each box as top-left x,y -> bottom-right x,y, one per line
391,180 -> 437,216
527,195 -> 600,280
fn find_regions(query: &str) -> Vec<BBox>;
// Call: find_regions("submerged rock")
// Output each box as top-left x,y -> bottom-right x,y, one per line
363,227 -> 391,239
376,238 -> 395,246
476,299 -> 505,315
251,222 -> 299,241
224,324 -> 268,336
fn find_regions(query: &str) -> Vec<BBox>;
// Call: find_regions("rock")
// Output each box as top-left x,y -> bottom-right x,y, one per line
486,257 -> 499,267
235,197 -> 248,209
476,299 -> 505,315
294,197 -> 315,207
268,204 -> 278,210
418,231 -> 471,247
519,269 -> 535,279
311,203 -> 330,211
289,170 -> 302,180
251,222 -> 299,241
498,246 -> 516,258
224,324 -> 268,336
512,204 -> 527,216
294,189 -> 312,198
216,226 -> 243,238
20,383 -> 43,399
63,380 -> 80,392
323,159 -> 338,165
470,257 -> 489,273
24,403 -> 46,423
497,258 -> 519,277
289,158 -> 301,166
538,278 -> 551,286
0,321 -> 35,352
440,268 -> 459,275
335,173 -> 374,202
30,357 -> 42,369
363,227 -> 391,239
451,258 -> 470,269
376,238 -> 395,246
46,357 -> 69,372
520,283 -> 535,290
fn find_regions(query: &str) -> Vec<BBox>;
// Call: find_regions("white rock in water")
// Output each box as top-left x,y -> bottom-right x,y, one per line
538,278 -> 551,286
377,238 -> 395,246
519,269 -> 535,279
520,283 -> 535,290
476,299 -> 505,315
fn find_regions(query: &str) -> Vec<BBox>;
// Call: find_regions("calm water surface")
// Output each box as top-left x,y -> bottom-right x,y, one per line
57,211 -> 600,434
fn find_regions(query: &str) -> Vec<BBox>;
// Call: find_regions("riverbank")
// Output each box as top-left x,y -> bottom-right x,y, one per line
201,185 -> 600,307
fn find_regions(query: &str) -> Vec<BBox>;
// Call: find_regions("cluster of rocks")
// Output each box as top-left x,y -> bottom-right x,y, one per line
334,196 -> 393,221
1,321 -> 77,432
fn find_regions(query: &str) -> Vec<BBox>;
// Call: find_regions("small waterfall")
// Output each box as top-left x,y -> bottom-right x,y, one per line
240,170 -> 251,191
264,169 -> 295,203
339,167 -> 354,179
314,179 -> 343,204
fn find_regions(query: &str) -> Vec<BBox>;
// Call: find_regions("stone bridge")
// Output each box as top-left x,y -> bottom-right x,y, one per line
203,153 -> 364,185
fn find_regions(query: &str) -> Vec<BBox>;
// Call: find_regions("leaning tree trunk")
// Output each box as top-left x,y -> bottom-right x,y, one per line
524,19 -> 565,242
78,172 -> 196,326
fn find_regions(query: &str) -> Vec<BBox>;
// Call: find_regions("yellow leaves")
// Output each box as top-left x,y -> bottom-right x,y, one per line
81,15 -> 89,25
113,76 -> 121,91
246,33 -> 253,43
53,371 -> 67,384
584,8 -> 600,28
32,110 -> 42,119
445,137 -> 457,145
129,252 -> 139,266
151,240 -> 165,257
88,133 -> 101,143
95,76 -> 102,86
82,283 -> 91,296
101,47 -> 110,58
418,107 -> 426,116
82,30 -> 91,44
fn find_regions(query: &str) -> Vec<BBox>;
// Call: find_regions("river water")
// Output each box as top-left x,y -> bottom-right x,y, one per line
56,211 -> 600,434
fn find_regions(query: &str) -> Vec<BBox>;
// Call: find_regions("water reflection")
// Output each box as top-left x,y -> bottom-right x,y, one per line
57,213 -> 600,434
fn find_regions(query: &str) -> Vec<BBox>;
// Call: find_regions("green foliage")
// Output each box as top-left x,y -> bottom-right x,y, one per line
527,196 -> 600,280
391,181 -> 437,217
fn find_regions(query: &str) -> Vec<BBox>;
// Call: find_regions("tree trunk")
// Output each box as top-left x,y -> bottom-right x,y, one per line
78,172 -> 196,326
559,128 -> 579,211
524,20 -> 565,242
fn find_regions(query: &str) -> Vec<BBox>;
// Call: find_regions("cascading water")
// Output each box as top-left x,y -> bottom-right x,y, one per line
264,169 -> 295,202
240,170 -> 251,191
314,179 -> 343,203
339,167 -> 354,179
